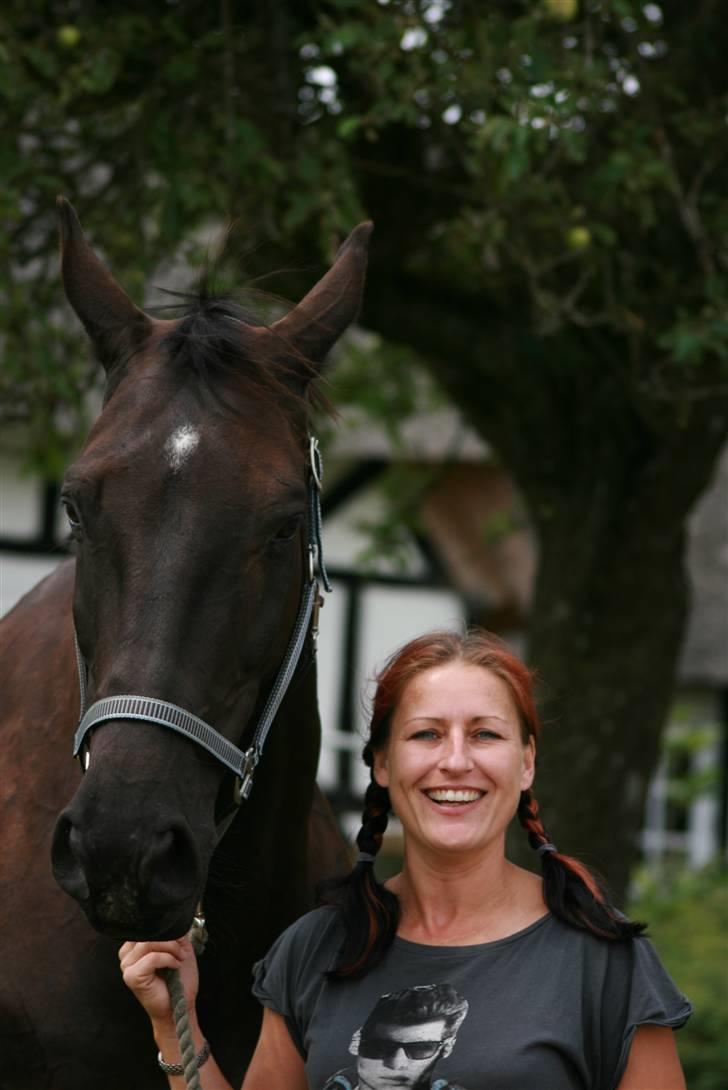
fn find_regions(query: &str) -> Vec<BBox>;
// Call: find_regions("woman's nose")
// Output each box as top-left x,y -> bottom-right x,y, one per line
438,732 -> 474,772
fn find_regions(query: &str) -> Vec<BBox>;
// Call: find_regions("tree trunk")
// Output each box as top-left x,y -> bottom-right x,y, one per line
522,494 -> 688,898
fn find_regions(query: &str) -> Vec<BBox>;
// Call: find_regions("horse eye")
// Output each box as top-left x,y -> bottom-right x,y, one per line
62,499 -> 82,533
271,516 -> 302,544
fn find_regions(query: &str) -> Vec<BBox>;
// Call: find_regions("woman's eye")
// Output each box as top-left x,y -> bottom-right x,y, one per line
474,729 -> 500,741
411,729 -> 439,741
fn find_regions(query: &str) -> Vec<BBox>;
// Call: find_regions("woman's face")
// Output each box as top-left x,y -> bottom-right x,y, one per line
373,661 -> 535,861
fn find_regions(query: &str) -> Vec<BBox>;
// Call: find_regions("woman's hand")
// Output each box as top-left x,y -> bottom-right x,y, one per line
118,938 -> 199,1025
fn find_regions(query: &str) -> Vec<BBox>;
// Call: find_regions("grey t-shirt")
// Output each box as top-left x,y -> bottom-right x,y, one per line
252,906 -> 690,1090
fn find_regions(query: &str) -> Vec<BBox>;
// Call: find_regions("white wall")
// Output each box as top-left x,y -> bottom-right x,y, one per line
0,457 -> 62,616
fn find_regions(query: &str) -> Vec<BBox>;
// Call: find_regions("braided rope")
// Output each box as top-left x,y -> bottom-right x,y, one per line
163,916 -> 208,1089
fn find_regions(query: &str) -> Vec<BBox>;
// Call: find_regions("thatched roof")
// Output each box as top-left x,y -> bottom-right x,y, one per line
330,413 -> 728,685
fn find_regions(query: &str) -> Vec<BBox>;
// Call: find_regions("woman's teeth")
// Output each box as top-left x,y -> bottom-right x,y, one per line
426,789 -> 483,804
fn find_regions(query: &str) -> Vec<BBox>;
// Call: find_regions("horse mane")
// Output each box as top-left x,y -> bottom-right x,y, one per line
151,274 -> 332,422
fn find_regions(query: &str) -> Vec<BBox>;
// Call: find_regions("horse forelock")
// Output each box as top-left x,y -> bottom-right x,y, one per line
152,294 -> 332,428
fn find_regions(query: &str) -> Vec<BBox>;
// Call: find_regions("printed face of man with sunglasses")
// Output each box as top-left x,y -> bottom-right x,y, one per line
345,984 -> 469,1090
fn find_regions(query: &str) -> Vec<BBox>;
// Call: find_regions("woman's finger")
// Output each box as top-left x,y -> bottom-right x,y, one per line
118,939 -> 186,970
121,950 -> 184,984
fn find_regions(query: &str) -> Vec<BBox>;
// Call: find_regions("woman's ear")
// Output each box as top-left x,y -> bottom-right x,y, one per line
521,737 -> 536,792
372,748 -> 389,789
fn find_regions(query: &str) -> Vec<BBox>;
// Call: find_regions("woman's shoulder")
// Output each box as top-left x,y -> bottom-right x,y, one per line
502,915 -> 690,1032
260,905 -> 345,971
534,913 -> 687,998
252,905 -> 345,1012
536,910 -> 637,954
291,904 -> 345,941
509,909 -> 640,971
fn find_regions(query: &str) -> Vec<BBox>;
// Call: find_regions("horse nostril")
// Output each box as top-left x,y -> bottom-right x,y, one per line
139,823 -> 200,906
51,812 -> 91,901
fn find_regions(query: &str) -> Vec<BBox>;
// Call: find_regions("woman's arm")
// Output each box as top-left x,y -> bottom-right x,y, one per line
242,1008 -> 308,1090
616,1025 -> 686,1090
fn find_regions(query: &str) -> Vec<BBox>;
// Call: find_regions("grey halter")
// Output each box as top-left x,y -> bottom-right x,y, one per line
72,435 -> 332,807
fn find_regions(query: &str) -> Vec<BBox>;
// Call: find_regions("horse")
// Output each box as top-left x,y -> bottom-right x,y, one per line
0,198 -> 371,1089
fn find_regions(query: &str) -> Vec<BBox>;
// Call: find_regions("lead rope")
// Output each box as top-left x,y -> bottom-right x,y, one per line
163,912 -> 208,1088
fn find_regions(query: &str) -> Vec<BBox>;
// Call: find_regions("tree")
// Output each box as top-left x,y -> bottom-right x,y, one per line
2,0 -> 727,896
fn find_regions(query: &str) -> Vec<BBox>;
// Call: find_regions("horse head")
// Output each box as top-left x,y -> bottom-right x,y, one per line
50,199 -> 371,940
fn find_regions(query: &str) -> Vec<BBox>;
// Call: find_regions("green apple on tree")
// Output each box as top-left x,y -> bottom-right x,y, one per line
57,25 -> 81,49
566,225 -> 591,250
543,0 -> 579,21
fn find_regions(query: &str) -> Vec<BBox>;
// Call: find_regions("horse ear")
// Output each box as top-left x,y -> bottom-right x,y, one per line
57,196 -> 152,372
268,221 -> 373,375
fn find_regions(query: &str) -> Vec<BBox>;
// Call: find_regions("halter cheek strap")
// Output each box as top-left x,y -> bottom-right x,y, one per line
72,435 -> 331,808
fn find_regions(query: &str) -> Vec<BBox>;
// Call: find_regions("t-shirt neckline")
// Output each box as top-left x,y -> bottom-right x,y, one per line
392,910 -> 553,955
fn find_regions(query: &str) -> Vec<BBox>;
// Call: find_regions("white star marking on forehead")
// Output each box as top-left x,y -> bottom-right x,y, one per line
165,424 -> 200,472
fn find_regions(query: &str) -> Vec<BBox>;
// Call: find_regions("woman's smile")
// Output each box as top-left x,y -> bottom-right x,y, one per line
424,787 -> 485,806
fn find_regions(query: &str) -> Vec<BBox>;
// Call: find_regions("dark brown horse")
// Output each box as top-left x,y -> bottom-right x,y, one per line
0,200 -> 370,1088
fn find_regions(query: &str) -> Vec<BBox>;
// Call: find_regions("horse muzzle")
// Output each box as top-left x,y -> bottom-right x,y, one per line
51,805 -> 204,939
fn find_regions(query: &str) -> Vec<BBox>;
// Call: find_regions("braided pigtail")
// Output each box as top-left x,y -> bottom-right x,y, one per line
518,789 -> 645,940
318,772 -> 400,979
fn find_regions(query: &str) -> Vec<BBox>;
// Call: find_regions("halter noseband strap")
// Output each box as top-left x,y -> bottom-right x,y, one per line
72,435 -> 332,806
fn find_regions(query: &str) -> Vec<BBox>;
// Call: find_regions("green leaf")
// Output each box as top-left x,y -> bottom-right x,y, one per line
336,115 -> 361,140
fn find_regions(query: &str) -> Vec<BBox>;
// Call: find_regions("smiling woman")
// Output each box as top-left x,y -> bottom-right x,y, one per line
371,660 -> 536,867
122,629 -> 692,1090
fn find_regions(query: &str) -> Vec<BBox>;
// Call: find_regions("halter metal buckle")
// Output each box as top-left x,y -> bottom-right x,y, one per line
311,587 -> 324,645
236,746 -> 260,802
309,436 -> 323,492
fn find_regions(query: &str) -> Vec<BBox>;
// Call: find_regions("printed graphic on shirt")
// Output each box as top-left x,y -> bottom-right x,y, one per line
321,982 -> 470,1090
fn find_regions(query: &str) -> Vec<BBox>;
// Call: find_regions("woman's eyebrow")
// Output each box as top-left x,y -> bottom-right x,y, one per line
403,714 -> 511,725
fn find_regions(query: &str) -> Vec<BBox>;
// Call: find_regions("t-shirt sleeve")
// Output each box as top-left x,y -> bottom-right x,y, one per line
251,907 -> 343,1058
608,936 -> 692,1090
